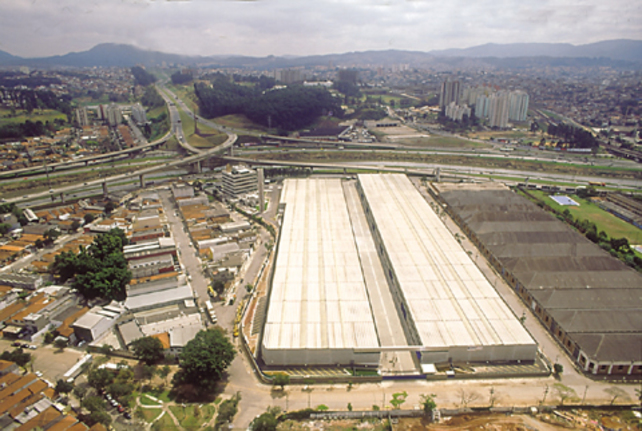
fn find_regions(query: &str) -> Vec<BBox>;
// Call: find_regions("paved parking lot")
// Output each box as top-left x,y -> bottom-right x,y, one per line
0,338 -> 85,383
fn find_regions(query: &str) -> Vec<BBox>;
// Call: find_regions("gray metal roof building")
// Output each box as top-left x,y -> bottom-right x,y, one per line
435,183 -> 642,378
358,175 -> 536,364
262,179 -> 380,366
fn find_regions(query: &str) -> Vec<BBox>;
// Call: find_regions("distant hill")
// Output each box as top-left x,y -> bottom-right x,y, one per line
0,39 -> 640,69
430,39 -> 642,62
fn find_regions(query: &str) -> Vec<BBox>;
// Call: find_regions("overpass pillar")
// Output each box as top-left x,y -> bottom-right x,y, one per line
139,174 -> 145,188
435,167 -> 441,183
102,181 -> 108,197
228,145 -> 234,157
197,160 -> 202,174
258,168 -> 265,214
59,193 -> 65,203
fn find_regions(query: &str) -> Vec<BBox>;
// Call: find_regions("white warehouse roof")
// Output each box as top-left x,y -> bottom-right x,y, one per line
358,174 -> 535,351
263,179 -> 380,353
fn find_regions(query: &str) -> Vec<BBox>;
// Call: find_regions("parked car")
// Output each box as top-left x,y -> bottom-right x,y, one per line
117,405 -> 124,413
123,412 -> 131,420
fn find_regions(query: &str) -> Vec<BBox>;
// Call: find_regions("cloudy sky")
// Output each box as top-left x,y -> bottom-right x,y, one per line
1,0 -> 640,58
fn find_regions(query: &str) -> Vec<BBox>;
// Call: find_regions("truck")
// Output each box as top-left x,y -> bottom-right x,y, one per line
205,300 -> 217,324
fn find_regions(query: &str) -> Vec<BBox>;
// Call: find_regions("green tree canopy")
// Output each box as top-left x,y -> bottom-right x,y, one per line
55,379 -> 74,395
252,412 -> 278,431
0,348 -> 31,368
51,229 -> 130,300
130,336 -> 165,365
87,368 -> 114,391
174,328 -> 235,390
272,373 -> 290,390
131,66 -> 157,87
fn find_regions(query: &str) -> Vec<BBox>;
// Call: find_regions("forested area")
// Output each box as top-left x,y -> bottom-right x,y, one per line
194,76 -> 342,131
547,122 -> 598,148
140,86 -> 164,109
170,70 -> 193,85
51,229 -> 131,301
131,66 -> 156,87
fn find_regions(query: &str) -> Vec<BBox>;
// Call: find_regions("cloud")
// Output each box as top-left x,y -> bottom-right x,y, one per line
0,0 -> 640,57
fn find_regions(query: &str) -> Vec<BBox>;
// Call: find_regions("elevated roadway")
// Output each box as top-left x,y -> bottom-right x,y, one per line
4,133 -> 237,205
0,130 -> 172,179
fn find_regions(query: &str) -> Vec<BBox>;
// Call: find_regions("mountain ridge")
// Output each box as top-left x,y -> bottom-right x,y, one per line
0,39 -> 640,69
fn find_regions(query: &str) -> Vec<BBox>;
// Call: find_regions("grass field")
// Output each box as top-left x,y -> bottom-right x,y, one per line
470,130 -> 536,140
151,411 -> 178,431
426,136 -> 489,148
0,108 -> 66,127
138,407 -> 163,423
168,404 -> 217,430
527,189 -> 642,244
214,114 -> 269,133
178,110 -> 228,148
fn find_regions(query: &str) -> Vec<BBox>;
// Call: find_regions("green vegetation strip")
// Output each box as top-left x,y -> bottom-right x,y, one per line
525,189 -> 642,244
251,151 -> 642,180
0,108 -> 66,127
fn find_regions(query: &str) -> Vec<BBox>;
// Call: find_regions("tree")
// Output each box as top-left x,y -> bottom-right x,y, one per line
214,392 -> 241,429
457,388 -> 480,408
553,383 -> 578,406
51,229 -> 131,301
390,391 -> 408,409
553,363 -> 563,376
82,395 -> 106,413
35,239 -> 44,249
141,364 -> 157,383
43,228 -> 60,245
420,394 -> 437,416
0,222 -> 11,235
252,411 -> 278,431
43,331 -> 55,344
71,220 -> 81,231
159,365 -> 171,383
272,373 -> 289,390
604,386 -> 630,405
0,348 -> 31,368
87,368 -> 114,391
54,338 -> 68,350
131,336 -> 165,365
88,410 -> 111,427
104,201 -> 116,214
55,379 -> 74,395
99,344 -> 113,355
174,328 -> 235,390
212,280 -> 225,295
84,213 -> 95,224
73,386 -> 87,403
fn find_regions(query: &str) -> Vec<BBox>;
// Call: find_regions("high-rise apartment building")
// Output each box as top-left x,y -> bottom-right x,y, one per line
75,107 -> 89,127
509,91 -> 529,122
488,91 -> 510,128
131,103 -> 148,125
439,79 -> 460,108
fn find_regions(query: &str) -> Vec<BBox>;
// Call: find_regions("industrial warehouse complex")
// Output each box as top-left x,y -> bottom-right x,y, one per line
261,175 -> 537,369
434,183 -> 642,378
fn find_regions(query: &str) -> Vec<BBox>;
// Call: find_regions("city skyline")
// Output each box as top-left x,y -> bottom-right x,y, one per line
1,0 -> 641,58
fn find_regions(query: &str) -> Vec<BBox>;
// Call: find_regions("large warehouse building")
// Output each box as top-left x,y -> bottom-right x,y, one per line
435,183 -> 642,378
261,175 -> 536,368
357,175 -> 536,364
261,179 -> 380,366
